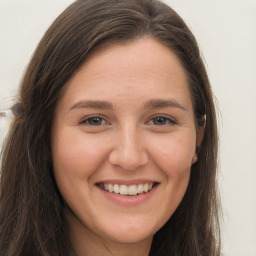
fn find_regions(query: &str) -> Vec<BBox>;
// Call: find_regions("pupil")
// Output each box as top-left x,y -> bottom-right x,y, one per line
90,117 -> 102,125
154,117 -> 166,125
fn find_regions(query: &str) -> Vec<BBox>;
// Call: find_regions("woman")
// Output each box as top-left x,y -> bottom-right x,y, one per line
0,0 -> 220,255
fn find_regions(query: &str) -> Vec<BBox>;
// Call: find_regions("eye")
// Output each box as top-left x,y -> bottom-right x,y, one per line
80,116 -> 110,126
147,116 -> 177,126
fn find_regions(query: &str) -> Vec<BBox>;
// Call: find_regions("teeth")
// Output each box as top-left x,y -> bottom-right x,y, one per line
104,184 -> 108,191
143,183 -> 149,193
137,184 -> 144,194
128,185 -> 137,196
99,182 -> 155,196
108,184 -> 113,193
120,185 -> 128,195
113,184 -> 119,194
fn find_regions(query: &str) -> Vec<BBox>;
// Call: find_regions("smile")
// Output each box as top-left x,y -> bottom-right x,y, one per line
98,182 -> 158,196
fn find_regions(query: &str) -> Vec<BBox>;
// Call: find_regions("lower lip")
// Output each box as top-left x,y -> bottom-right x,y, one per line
96,185 -> 159,207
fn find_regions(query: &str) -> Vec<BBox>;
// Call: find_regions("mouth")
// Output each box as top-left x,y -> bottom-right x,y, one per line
97,182 -> 159,196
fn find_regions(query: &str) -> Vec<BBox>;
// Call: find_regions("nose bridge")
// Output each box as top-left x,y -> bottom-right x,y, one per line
109,122 -> 148,170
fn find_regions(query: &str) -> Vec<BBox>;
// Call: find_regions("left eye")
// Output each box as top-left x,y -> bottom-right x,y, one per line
148,116 -> 176,126
81,117 -> 109,126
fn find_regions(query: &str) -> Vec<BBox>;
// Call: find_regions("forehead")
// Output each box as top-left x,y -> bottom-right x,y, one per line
57,38 -> 192,111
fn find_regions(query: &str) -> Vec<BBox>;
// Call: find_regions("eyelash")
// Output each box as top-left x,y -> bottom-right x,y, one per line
80,115 -> 177,126
80,116 -> 110,126
146,116 -> 177,126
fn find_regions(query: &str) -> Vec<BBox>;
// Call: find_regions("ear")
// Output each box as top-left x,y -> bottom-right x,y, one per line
192,116 -> 206,164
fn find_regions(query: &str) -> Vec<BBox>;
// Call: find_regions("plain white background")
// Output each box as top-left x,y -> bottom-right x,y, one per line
0,0 -> 256,255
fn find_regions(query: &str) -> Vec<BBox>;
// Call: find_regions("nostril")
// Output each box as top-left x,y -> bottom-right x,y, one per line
109,150 -> 148,171
108,130 -> 148,170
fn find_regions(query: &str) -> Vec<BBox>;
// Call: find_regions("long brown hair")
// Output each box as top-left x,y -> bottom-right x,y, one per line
0,0 -> 220,255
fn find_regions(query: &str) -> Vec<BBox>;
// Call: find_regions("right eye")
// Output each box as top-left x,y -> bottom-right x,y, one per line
80,116 -> 110,126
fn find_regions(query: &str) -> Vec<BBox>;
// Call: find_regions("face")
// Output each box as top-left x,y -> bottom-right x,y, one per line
51,38 -> 200,250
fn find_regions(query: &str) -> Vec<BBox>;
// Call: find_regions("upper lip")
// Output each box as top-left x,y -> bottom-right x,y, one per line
96,179 -> 159,185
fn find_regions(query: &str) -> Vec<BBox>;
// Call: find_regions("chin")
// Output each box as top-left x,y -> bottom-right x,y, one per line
103,228 -> 155,244
96,216 -> 165,244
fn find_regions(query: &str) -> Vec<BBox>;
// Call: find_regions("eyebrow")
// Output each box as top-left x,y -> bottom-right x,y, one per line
69,98 -> 187,112
69,100 -> 114,111
143,99 -> 187,111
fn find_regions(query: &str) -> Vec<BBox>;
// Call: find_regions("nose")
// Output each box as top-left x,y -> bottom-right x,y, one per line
109,126 -> 148,171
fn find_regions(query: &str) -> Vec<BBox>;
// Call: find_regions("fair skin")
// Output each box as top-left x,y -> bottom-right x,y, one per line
51,38 -> 203,256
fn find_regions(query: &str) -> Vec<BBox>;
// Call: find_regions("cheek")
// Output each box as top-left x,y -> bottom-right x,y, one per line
147,132 -> 196,177
51,129 -> 110,209
144,134 -> 194,223
52,130 -> 118,211
52,129 -> 109,180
